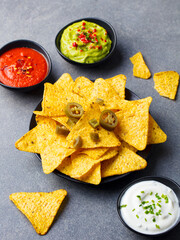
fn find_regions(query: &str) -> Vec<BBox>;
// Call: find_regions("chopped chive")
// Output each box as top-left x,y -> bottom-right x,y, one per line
152,200 -> 155,203
155,193 -> 161,200
132,208 -> 135,212
136,195 -> 141,200
145,218 -> 147,222
157,203 -> 162,208
120,204 -> 127,208
152,218 -> 156,222
136,214 -> 139,219
150,192 -> 153,195
156,224 -> 160,229
145,210 -> 149,214
141,191 -> 144,193
156,210 -> 162,216
168,213 -> 172,215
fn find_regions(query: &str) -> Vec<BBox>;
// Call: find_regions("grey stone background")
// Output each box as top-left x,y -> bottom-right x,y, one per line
0,0 -> 179,239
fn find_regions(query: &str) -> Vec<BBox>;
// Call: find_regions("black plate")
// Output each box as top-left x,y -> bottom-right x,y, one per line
30,88 -> 150,184
117,176 -> 180,236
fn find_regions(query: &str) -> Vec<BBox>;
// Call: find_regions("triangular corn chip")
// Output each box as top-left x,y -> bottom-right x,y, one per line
54,73 -> 75,92
148,115 -> 167,144
130,52 -> 151,79
9,189 -> 67,235
106,74 -> 126,99
101,146 -> 147,178
115,97 -> 152,150
153,71 -> 179,100
80,163 -> 101,185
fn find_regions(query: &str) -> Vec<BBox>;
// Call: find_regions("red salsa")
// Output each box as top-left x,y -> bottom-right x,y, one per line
0,47 -> 48,87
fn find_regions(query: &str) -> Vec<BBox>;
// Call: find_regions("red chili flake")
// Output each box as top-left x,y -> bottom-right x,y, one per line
93,29 -> 96,33
98,46 -> 102,50
88,30 -> 91,34
77,29 -> 80,32
72,42 -> 78,47
105,31 -> 107,35
82,27 -> 85,30
82,22 -> 86,26
95,38 -> 98,43
104,39 -> 107,42
94,34 -> 97,37
80,49 -> 83,52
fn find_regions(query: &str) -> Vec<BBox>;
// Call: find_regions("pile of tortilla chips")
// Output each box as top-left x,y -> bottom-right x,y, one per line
15,73 -> 167,185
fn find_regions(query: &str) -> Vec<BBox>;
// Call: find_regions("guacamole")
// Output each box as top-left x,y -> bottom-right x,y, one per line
60,21 -> 112,63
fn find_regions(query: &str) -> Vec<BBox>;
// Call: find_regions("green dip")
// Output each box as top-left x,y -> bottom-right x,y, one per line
60,20 -> 112,63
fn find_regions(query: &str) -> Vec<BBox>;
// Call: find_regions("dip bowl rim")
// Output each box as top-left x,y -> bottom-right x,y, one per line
117,175 -> 180,237
55,17 -> 117,67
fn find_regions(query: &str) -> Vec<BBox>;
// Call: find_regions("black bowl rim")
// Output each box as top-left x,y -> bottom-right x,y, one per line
117,175 -> 180,237
0,39 -> 52,90
55,17 -> 117,66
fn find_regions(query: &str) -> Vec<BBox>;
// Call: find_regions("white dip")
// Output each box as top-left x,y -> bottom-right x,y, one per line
120,180 -> 179,235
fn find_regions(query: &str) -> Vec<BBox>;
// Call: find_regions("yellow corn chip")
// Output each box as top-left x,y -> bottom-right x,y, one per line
130,52 -> 151,79
90,78 -> 122,110
15,117 -> 58,154
106,74 -> 126,99
148,115 -> 167,144
66,103 -> 121,149
115,97 -> 152,150
121,140 -> 137,153
153,71 -> 179,100
9,189 -> 67,235
41,137 -> 76,174
73,76 -> 94,99
101,146 -> 147,178
54,73 -> 75,92
80,163 -> 101,185
80,147 -> 109,160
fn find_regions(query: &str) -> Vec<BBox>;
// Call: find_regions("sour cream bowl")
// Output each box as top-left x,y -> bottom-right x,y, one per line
117,176 -> 180,237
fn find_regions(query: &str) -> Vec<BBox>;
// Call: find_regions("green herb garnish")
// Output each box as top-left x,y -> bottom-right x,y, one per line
152,218 -> 156,222
168,213 -> 172,215
157,203 -> 162,208
132,208 -> 135,212
156,224 -> 160,229
120,204 -> 127,208
150,192 -> 153,195
155,193 -> 161,200
141,191 -> 144,193
136,214 -> 139,219
136,195 -> 141,200
145,218 -> 147,222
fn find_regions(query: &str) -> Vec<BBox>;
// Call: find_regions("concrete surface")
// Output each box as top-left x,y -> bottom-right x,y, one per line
0,0 -> 179,239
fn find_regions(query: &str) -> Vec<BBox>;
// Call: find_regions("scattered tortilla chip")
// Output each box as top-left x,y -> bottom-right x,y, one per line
148,115 -> 167,144
73,76 -> 94,99
153,71 -> 179,100
130,52 -> 151,79
115,97 -> 152,150
90,78 -> 122,110
66,103 -> 121,149
15,117 -> 58,154
41,137 -> 76,174
80,163 -> 101,185
54,73 -> 75,92
101,146 -> 147,178
9,189 -> 67,235
106,74 -> 126,99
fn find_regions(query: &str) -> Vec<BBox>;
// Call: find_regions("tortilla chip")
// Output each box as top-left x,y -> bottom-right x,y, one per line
66,103 -> 121,149
41,137 -> 76,174
80,163 -> 101,185
115,97 -> 152,150
130,52 -> 151,79
80,147 -> 109,160
52,116 -> 71,130
36,83 -> 88,117
106,74 -> 126,99
148,115 -> 167,144
89,78 -> 122,110
9,189 -> 67,235
101,146 -> 147,178
54,73 -> 75,92
121,140 -> 137,153
153,71 -> 179,100
73,76 -> 94,99
15,117 -> 58,154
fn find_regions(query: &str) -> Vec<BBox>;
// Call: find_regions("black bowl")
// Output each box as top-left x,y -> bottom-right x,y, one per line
117,176 -> 180,237
0,39 -> 52,92
55,18 -> 117,67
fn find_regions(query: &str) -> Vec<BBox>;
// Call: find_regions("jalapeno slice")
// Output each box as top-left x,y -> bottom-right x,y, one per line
90,132 -> 100,142
65,102 -> 84,119
56,124 -> 70,135
100,110 -> 118,131
66,117 -> 79,128
89,118 -> 99,129
73,136 -> 83,149
96,98 -> 104,106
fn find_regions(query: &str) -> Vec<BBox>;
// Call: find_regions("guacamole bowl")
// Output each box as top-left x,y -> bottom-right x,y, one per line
55,18 -> 117,66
